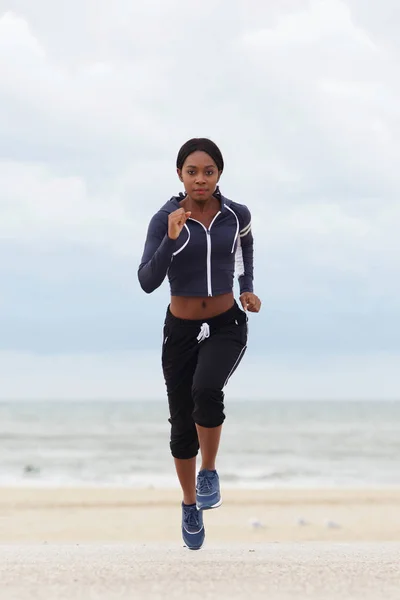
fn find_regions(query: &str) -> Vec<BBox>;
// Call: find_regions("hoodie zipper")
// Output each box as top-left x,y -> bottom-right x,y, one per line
189,212 -> 221,296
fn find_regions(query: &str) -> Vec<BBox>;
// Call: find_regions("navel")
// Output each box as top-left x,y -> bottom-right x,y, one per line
202,300 -> 207,309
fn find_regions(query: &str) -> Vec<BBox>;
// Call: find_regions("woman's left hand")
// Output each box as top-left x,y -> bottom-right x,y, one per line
239,292 -> 262,313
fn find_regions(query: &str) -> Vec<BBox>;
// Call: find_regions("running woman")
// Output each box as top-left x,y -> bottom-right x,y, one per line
138,138 -> 261,550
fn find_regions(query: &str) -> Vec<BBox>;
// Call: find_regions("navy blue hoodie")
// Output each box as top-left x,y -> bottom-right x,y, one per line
138,191 -> 254,297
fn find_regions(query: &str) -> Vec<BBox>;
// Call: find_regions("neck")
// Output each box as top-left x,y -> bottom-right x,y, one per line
190,199 -> 210,213
185,195 -> 218,213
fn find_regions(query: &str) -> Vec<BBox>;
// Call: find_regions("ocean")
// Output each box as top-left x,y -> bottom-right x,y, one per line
0,399 -> 399,489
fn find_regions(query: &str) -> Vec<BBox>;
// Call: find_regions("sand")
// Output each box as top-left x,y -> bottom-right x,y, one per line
1,487 -> 400,543
1,487 -> 400,599
1,543 -> 400,600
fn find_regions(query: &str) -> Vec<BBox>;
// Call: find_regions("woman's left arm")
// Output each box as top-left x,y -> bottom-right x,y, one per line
237,205 -> 261,313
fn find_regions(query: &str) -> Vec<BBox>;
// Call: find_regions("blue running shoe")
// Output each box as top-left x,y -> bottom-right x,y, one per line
182,503 -> 205,550
196,469 -> 222,511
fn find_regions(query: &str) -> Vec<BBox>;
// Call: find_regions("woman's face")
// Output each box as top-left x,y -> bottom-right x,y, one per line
178,151 -> 221,202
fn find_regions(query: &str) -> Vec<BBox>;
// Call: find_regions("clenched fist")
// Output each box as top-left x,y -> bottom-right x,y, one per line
239,292 -> 262,313
168,208 -> 191,240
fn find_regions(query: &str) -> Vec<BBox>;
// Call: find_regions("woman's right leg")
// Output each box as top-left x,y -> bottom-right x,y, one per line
161,312 -> 200,501
174,457 -> 197,505
162,313 -> 205,549
167,391 -> 199,503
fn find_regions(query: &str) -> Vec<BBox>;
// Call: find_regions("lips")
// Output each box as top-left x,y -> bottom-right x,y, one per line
194,189 -> 207,193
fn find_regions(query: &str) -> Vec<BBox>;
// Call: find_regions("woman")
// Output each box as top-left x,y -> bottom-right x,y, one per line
138,138 -> 261,550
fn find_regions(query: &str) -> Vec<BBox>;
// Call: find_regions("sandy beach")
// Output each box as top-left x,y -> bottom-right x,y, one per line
1,487 -> 400,599
1,487 -> 399,543
2,542 -> 400,600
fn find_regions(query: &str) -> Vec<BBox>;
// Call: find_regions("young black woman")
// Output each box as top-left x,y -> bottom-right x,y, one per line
138,138 -> 261,550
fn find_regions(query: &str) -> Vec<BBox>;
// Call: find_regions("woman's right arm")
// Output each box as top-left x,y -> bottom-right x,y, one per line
137,212 -> 177,294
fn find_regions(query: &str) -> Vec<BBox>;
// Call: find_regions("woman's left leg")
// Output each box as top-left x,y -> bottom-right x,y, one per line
192,307 -> 248,509
196,425 -> 222,471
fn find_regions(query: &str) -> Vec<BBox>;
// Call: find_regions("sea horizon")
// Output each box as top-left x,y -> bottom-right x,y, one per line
1,399 -> 399,489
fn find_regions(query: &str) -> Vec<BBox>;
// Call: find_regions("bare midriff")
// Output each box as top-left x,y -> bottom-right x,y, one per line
170,292 -> 234,320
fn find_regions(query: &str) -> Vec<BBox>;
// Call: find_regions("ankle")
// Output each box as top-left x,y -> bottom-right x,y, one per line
200,465 -> 216,472
183,494 -> 196,505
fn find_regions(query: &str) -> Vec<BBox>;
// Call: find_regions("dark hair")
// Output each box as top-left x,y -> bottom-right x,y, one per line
176,138 -> 224,172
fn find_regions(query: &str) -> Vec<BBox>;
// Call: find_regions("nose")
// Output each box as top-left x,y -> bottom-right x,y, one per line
195,172 -> 206,184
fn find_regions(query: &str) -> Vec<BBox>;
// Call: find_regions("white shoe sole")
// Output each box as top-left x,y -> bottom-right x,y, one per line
196,497 -> 223,511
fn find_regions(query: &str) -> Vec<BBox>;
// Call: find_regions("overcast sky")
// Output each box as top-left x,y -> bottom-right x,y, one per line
1,0 -> 399,400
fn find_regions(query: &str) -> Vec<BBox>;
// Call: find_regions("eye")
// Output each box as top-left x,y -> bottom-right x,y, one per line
187,170 -> 195,175
206,170 -> 215,176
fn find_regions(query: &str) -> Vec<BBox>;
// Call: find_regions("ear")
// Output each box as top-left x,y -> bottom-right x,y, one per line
177,168 -> 183,182
217,170 -> 222,183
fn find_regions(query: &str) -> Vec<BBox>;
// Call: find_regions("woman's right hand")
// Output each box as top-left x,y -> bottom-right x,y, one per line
168,208 -> 191,240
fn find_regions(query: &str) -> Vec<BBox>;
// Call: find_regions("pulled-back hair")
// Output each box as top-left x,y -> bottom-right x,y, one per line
176,138 -> 224,172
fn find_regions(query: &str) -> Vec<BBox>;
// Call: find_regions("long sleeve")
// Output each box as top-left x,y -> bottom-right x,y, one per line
137,212 -> 177,294
237,206 -> 254,294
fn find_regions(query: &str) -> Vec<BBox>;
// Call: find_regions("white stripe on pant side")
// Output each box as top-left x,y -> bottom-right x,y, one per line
223,345 -> 247,388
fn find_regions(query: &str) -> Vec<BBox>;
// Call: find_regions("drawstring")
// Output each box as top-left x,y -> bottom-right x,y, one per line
197,323 -> 210,343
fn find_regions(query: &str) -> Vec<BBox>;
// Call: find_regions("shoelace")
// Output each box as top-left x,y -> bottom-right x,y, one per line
197,472 -> 215,494
197,322 -> 210,343
184,506 -> 200,528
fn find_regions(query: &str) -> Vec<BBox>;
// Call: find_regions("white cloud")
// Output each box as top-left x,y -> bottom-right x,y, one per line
243,0 -> 376,48
0,0 -> 399,397
0,10 -> 175,174
0,161 -> 141,256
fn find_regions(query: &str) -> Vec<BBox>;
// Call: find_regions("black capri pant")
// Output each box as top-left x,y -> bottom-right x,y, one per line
161,301 -> 248,459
